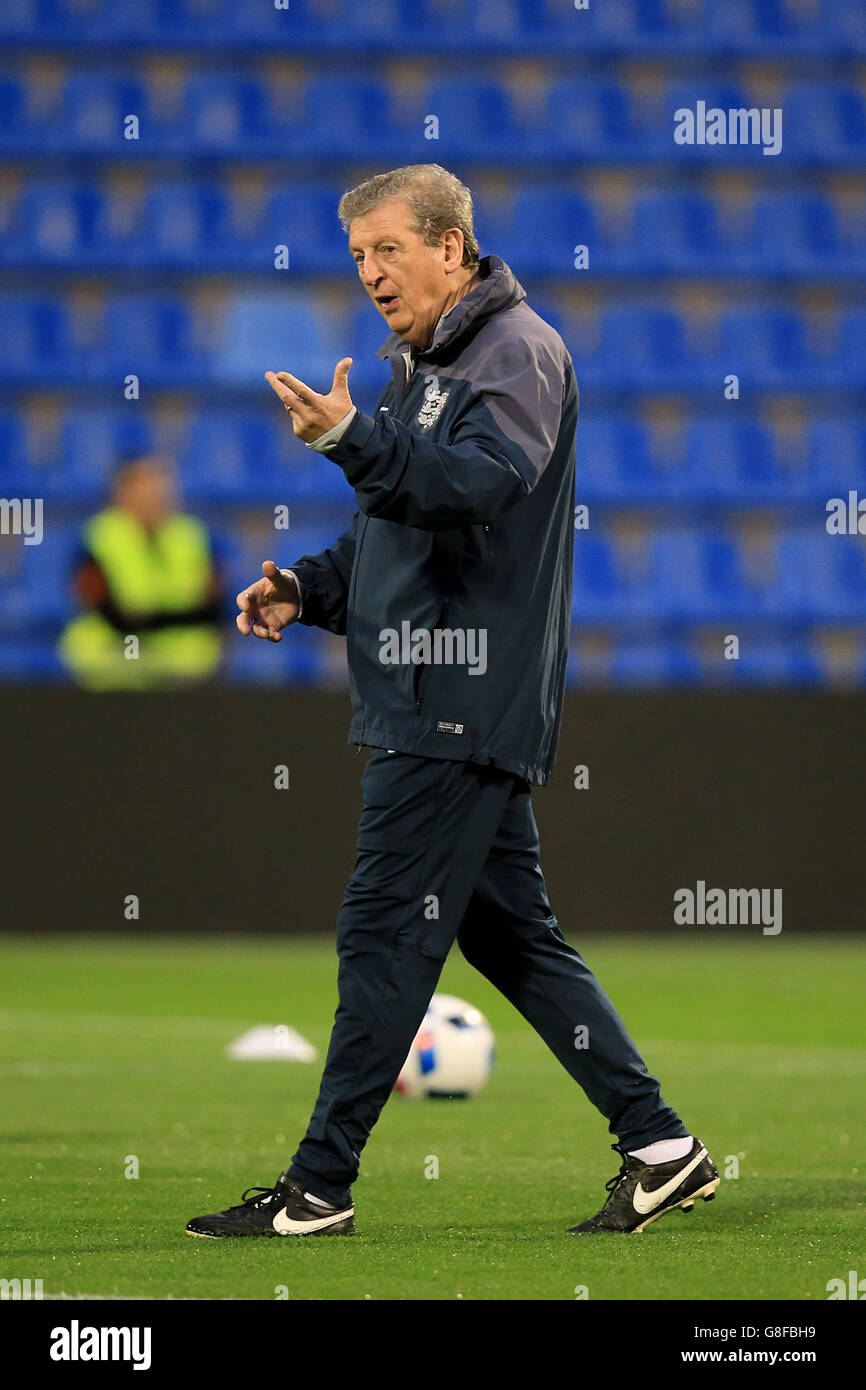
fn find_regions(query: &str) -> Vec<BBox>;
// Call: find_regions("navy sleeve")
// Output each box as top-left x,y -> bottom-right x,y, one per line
288,513 -> 358,636
326,336 -> 565,531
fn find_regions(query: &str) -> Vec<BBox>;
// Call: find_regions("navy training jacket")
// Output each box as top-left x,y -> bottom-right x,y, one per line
288,254 -> 578,786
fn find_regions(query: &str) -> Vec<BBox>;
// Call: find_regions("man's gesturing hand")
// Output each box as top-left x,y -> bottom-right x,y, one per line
236,561 -> 300,642
266,358 -> 354,444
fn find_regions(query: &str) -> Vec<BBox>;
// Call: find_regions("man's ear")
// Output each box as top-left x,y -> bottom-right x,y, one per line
442,227 -> 465,272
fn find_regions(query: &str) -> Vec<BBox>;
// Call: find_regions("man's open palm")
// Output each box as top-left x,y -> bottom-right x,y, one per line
236,561 -> 300,642
265,358 -> 353,443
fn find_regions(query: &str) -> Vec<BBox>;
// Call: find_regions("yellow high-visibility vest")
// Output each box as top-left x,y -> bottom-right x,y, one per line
59,507 -> 222,689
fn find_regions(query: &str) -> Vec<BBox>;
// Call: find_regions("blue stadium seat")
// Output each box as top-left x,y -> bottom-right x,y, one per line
57,72 -> 152,153
631,192 -> 726,274
664,79 -> 752,115
752,192 -> 863,274
341,303 -> 396,399
0,1 -> 45,43
683,419 -> 793,504
0,74 -> 40,153
705,0 -> 807,48
224,0 -> 328,44
0,411 -> 30,493
576,528 -> 760,625
182,76 -> 273,154
723,641 -> 823,687
132,181 -> 237,269
807,419 -> 866,492
0,0 -> 304,47
3,0 -> 866,55
280,449 -> 357,506
264,186 -> 347,273
828,0 -> 866,52
609,638 -> 701,687
574,0 -> 696,47
0,296 -> 70,380
597,307 -> 698,389
470,192 -> 507,261
782,83 -> 866,160
717,307 -> 813,389
577,417 -> 664,503
459,0 -> 533,49
423,79 -> 524,159
22,521 -> 81,626
828,540 -> 866,620
0,534 -> 28,635
84,0 -> 184,42
302,77 -> 395,158
502,191 -> 601,274
519,0 -> 694,54
229,527 -> 342,617
5,180 -> 103,265
836,310 -> 866,387
216,291 -> 334,386
647,530 -> 755,622
181,411 -> 283,503
545,80 -> 641,160
101,295 -> 198,382
572,533 -> 624,622
47,408 -> 156,502
0,636 -> 67,680
346,301 -> 391,360
772,530 -> 866,621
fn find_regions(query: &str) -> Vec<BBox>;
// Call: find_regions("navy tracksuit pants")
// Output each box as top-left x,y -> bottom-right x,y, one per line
289,750 -> 687,1208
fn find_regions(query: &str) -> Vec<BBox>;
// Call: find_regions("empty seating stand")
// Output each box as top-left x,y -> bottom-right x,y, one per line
1,5 -> 864,685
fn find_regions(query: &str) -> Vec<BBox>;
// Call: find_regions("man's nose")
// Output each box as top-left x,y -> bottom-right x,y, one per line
359,256 -> 382,287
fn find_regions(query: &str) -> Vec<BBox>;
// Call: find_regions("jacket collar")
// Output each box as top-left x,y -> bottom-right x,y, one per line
375,255 -> 525,366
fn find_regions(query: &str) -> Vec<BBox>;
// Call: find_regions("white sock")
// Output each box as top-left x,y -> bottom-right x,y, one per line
628,1136 -> 693,1165
304,1190 -> 335,1209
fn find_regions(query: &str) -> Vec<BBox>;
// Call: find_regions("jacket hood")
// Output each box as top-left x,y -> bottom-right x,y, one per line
375,254 -> 526,364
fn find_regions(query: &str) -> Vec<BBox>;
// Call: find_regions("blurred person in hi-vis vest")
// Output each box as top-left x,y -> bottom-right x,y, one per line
59,454 -> 224,689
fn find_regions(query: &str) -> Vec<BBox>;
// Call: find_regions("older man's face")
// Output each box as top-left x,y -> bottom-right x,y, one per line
349,198 -> 459,349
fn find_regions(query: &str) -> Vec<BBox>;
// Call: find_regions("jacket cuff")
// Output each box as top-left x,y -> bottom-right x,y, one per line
328,410 -> 379,475
280,568 -> 303,619
305,406 -> 358,453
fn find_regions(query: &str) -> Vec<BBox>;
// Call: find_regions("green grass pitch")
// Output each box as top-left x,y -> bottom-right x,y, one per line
1,934 -> 863,1302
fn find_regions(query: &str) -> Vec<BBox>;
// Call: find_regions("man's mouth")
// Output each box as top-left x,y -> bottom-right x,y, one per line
376,295 -> 399,313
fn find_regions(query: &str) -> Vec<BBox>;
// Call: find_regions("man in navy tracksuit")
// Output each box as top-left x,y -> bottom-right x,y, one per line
186,165 -> 718,1240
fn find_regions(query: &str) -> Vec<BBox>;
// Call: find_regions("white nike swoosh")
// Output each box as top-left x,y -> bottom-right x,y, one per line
632,1147 -> 707,1215
272,1205 -> 353,1235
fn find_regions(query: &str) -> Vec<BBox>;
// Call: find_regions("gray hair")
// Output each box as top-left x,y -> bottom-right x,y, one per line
338,164 -> 480,268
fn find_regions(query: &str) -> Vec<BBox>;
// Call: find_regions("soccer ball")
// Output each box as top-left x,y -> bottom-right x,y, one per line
395,993 -> 495,1099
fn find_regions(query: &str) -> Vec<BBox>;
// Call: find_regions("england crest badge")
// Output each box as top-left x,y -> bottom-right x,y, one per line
417,377 -> 451,430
